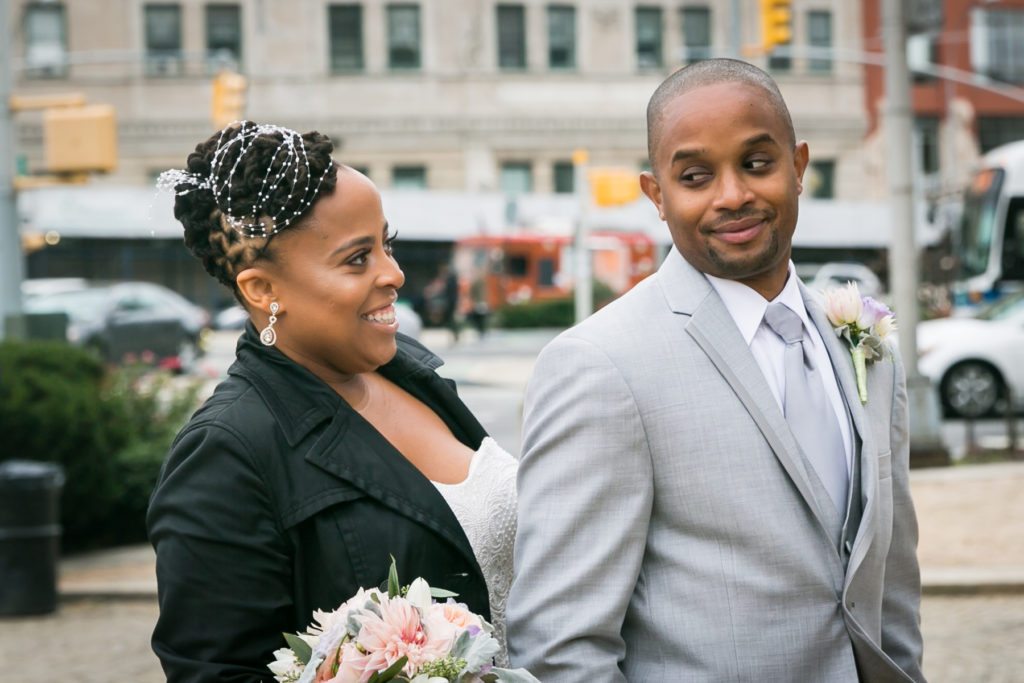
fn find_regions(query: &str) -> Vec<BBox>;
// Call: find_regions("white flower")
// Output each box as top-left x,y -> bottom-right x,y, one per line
875,314 -> 896,340
824,282 -> 864,328
406,577 -> 433,613
267,648 -> 303,682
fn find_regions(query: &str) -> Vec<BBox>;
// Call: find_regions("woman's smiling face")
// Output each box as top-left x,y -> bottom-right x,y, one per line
263,166 -> 406,380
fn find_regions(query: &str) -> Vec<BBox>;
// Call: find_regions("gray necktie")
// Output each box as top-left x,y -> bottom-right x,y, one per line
763,302 -> 849,513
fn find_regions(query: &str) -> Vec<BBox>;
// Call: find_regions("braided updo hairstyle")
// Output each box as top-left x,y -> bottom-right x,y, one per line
172,122 -> 339,298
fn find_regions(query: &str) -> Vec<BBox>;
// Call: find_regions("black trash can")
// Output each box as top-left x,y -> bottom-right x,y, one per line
0,460 -> 65,616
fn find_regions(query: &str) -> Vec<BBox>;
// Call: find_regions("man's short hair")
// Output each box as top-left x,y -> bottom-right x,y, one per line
646,59 -> 796,170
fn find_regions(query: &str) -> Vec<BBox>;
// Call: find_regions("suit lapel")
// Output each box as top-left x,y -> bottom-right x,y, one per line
660,251 -> 835,536
800,286 -> 880,581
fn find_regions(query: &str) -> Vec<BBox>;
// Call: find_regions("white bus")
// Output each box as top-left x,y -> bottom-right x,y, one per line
956,140 -> 1024,305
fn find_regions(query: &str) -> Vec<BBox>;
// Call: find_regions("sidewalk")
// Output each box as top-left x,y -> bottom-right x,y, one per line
58,460 -> 1024,601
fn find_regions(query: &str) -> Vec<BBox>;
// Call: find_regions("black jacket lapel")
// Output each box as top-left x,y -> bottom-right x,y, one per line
232,325 -> 486,582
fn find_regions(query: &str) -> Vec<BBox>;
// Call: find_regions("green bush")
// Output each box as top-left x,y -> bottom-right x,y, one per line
496,281 -> 617,329
0,341 -> 200,551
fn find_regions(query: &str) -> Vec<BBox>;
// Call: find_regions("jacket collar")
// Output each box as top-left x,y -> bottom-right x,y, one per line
231,322 -> 447,447
229,323 -> 485,587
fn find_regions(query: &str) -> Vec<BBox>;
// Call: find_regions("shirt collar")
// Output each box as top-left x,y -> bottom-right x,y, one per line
705,262 -> 814,347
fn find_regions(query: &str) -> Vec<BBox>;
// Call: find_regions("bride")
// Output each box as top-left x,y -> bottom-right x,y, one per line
147,121 -> 517,681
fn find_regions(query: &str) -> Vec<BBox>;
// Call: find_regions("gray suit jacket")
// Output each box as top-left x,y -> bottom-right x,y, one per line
507,249 -> 924,682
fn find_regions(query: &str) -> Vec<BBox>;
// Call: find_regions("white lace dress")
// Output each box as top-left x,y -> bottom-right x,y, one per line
433,437 -> 518,667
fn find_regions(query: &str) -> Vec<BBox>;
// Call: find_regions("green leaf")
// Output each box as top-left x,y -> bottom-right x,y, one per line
283,633 -> 312,666
369,655 -> 408,682
429,587 -> 459,599
388,555 -> 401,598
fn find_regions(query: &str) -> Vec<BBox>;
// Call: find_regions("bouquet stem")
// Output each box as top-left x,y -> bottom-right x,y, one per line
852,346 -> 868,404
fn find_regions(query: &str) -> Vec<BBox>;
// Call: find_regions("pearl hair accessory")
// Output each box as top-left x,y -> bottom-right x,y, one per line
157,121 -> 333,238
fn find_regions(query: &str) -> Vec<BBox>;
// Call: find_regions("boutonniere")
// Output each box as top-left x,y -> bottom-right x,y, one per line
823,283 -> 896,405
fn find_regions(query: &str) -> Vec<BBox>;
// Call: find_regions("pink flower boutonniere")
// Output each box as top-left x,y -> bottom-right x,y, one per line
823,282 -> 896,405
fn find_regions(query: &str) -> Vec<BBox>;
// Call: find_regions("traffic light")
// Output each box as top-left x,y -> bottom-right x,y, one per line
43,104 -> 118,173
211,70 -> 248,129
759,0 -> 792,52
589,168 -> 641,207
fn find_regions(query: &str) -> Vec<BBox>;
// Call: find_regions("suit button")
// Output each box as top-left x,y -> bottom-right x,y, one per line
848,601 -> 856,609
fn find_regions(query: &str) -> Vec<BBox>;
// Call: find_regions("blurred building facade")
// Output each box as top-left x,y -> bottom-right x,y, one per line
11,0 -> 869,200
861,0 -> 1024,204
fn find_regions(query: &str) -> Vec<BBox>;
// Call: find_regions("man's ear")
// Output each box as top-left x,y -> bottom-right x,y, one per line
235,267 -> 280,316
639,171 -> 666,221
793,141 -> 810,195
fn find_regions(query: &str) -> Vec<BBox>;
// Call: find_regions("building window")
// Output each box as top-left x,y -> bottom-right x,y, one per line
144,4 -> 183,76
971,8 -> 1024,84
978,116 -> 1024,153
206,4 -> 242,70
808,160 -> 835,199
553,160 -> 575,193
393,165 -> 427,189
635,7 -> 663,69
681,6 -> 711,63
387,4 -> 421,70
497,5 -> 526,70
908,33 -> 939,83
807,10 -> 831,73
914,117 -> 940,175
329,4 -> 364,72
547,5 -> 575,70
500,162 -> 533,194
23,2 -> 67,78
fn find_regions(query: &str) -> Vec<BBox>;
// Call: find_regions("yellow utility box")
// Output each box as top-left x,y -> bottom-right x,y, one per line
589,168 -> 641,207
211,70 -> 248,130
43,104 -> 118,173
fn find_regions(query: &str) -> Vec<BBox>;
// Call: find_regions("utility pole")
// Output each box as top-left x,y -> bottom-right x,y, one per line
572,149 -> 592,324
882,0 -> 949,465
729,0 -> 742,58
0,0 -> 26,340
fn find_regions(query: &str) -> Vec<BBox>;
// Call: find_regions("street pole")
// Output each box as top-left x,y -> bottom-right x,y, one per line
0,0 -> 26,340
729,0 -> 742,58
882,0 -> 949,465
572,149 -> 592,324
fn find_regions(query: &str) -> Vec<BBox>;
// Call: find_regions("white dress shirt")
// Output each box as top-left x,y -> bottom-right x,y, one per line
706,263 -> 853,476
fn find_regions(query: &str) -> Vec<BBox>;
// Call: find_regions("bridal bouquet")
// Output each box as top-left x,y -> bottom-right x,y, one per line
268,560 -> 537,683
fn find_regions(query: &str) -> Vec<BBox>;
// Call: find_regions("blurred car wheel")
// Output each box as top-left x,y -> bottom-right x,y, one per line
941,361 -> 1003,418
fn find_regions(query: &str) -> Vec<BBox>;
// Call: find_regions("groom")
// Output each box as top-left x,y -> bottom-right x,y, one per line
507,59 -> 925,682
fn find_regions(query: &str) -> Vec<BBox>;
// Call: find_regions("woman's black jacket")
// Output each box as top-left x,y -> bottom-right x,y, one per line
147,324 -> 491,682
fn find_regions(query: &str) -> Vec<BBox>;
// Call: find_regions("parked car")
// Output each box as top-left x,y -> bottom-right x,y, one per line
917,291 -> 1024,418
22,280 -> 210,372
795,262 -> 884,299
212,299 -> 423,340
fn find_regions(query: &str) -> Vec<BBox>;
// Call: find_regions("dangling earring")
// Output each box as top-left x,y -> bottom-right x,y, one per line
260,302 -> 280,346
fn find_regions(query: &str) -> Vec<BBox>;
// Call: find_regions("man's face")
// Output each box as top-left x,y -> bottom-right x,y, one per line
640,82 -> 809,297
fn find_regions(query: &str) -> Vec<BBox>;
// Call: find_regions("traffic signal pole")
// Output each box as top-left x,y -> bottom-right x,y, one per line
882,0 -> 949,465
0,0 -> 26,340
